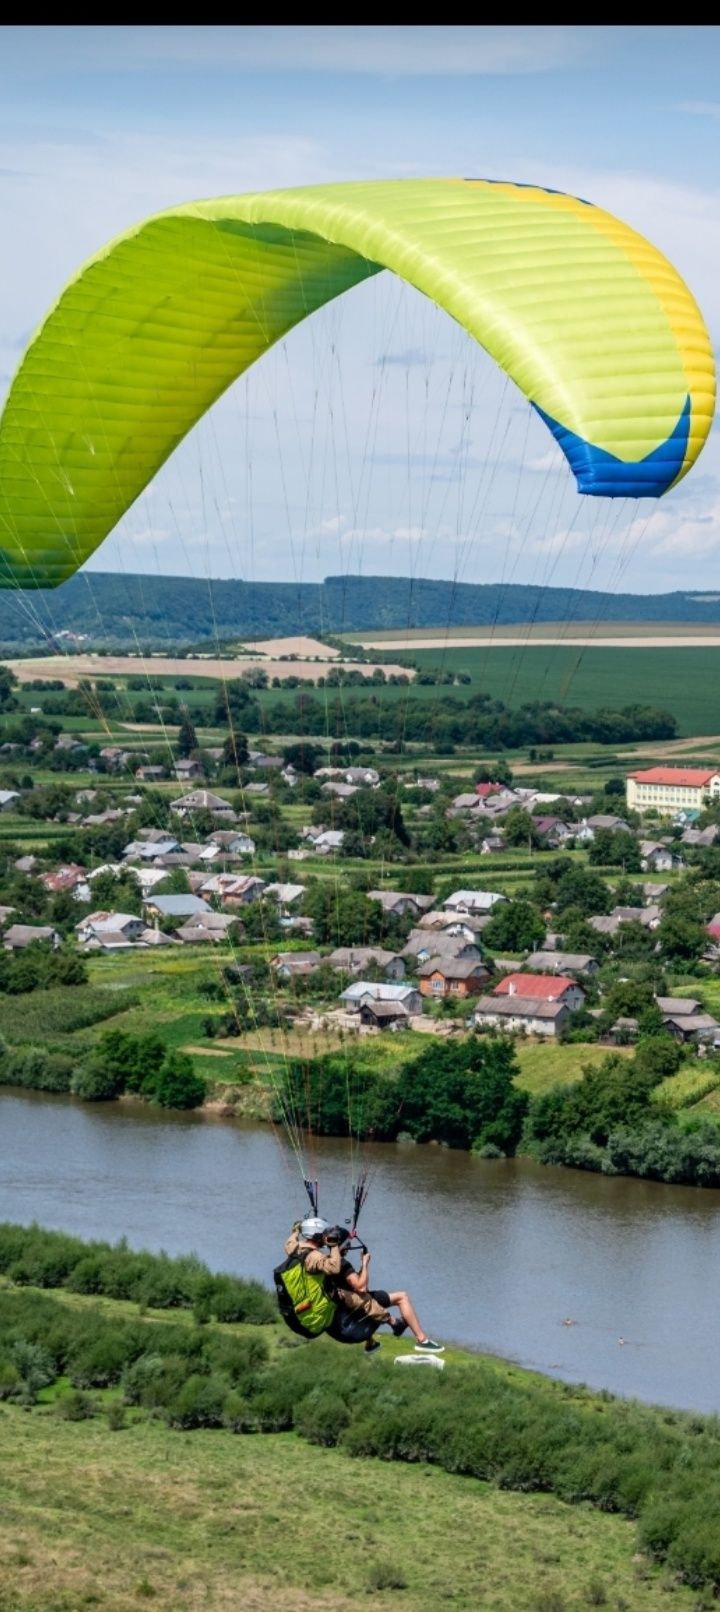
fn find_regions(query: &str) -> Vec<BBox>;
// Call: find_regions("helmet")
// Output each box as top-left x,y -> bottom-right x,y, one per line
300,1216 -> 330,1242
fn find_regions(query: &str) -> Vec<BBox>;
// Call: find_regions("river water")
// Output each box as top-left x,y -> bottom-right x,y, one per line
2,1089 -> 719,1412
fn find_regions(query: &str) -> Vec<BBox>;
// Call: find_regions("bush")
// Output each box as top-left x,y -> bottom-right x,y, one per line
0,1223 -> 276,1324
295,1388 -> 350,1447
150,1051 -> 206,1111
165,1373 -> 227,1429
56,1389 -> 97,1421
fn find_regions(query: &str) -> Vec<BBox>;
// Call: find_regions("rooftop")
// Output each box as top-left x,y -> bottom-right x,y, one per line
474,995 -> 567,1020
630,767 -> 718,787
494,973 -> 579,999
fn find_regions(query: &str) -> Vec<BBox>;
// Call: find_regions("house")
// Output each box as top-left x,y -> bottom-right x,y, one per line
199,873 -> 265,905
321,781 -> 358,800
144,894 -> 212,921
531,815 -> 572,846
83,808 -> 126,828
76,911 -> 146,946
359,1000 -> 410,1031
524,951 -> 599,977
39,864 -> 88,897
209,830 -> 257,855
627,767 -> 720,816
13,855 -> 37,874
586,813 -> 631,833
0,789 -> 20,812
175,913 -> 241,944
493,973 -> 585,1011
0,905 -> 16,927
271,950 -> 322,978
126,867 -> 168,894
480,835 -> 506,855
265,882 -> 306,910
340,981 -> 423,1015
248,751 -> 284,770
327,947 -> 406,979
643,883 -> 669,903
344,767 -> 380,787
473,995 -> 570,1038
417,910 -> 491,941
656,996 -> 701,1018
450,792 -> 484,814
3,923 -> 60,951
174,758 -> 204,782
54,734 -> 86,753
640,840 -> 684,872
664,1013 -> 720,1046
135,765 -> 166,782
589,905 -> 660,936
244,782 -> 269,797
681,825 -> 719,848
402,927 -> 481,963
608,1017 -> 640,1044
313,830 -> 344,854
123,837 -> 179,861
409,776 -> 440,792
418,958 -> 490,998
442,889 -> 506,916
171,789 -> 235,817
100,745 -> 134,770
368,889 -> 433,919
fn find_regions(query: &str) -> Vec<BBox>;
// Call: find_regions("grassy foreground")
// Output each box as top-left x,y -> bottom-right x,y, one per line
0,1402 -> 698,1612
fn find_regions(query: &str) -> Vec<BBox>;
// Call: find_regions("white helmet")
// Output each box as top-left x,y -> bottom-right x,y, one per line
300,1216 -> 330,1242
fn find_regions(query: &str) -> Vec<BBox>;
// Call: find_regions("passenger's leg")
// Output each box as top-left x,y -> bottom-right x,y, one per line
386,1289 -> 427,1343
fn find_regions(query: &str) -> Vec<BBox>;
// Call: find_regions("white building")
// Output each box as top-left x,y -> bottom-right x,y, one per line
340,981 -> 423,1015
627,767 -> 720,816
473,995 -> 570,1038
442,889 -> 506,916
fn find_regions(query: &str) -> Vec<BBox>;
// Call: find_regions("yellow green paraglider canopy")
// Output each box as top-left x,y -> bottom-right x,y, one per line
0,177 -> 715,588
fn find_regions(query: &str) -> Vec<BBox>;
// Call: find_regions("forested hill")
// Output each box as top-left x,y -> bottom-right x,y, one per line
2,571 -> 720,645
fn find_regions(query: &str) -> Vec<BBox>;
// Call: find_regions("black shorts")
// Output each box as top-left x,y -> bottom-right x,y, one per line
370,1288 -> 391,1309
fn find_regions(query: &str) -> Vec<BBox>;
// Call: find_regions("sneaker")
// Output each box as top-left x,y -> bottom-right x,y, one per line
364,1338 -> 382,1353
415,1337 -> 444,1353
391,1319 -> 409,1337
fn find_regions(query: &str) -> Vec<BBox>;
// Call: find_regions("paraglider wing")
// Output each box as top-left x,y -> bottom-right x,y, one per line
0,177 -> 714,588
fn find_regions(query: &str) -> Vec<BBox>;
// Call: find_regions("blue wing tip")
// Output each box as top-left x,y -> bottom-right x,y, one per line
534,395 -> 691,498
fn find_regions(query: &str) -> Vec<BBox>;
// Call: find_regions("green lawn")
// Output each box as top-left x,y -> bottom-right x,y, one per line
0,1397 -> 698,1612
513,1041 -> 632,1095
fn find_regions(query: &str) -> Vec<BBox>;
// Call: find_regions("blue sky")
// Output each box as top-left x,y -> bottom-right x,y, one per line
1,25 -> 719,596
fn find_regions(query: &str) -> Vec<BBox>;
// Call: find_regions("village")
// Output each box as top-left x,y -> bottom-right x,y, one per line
3,684 -> 720,1067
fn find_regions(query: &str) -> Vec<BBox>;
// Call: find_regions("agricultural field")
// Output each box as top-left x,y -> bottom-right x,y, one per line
405,645 -> 720,738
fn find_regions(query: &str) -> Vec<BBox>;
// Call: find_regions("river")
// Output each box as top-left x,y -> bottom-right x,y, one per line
2,1088 -> 719,1412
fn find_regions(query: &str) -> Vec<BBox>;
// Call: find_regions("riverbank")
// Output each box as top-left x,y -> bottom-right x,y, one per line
0,1238 -> 717,1609
4,1088 -> 720,1412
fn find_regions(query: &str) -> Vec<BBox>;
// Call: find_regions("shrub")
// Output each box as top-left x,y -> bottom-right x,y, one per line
165,1373 -> 227,1429
56,1389 -> 97,1421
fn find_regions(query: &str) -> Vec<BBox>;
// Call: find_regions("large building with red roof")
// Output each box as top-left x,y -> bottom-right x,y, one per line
626,767 -> 720,816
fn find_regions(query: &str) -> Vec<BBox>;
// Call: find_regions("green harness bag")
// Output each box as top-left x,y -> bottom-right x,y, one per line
274,1252 -> 338,1338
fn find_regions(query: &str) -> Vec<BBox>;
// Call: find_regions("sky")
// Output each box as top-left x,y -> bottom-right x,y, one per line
1,24 -> 719,598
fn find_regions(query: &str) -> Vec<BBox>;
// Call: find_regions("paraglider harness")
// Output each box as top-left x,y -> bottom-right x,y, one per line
274,1175 -> 377,1345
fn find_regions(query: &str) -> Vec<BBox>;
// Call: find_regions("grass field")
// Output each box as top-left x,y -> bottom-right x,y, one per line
0,1386 -> 698,1612
513,1041 -> 632,1095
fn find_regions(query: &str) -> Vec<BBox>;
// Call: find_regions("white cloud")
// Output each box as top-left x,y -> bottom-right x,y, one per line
676,101 -> 720,119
